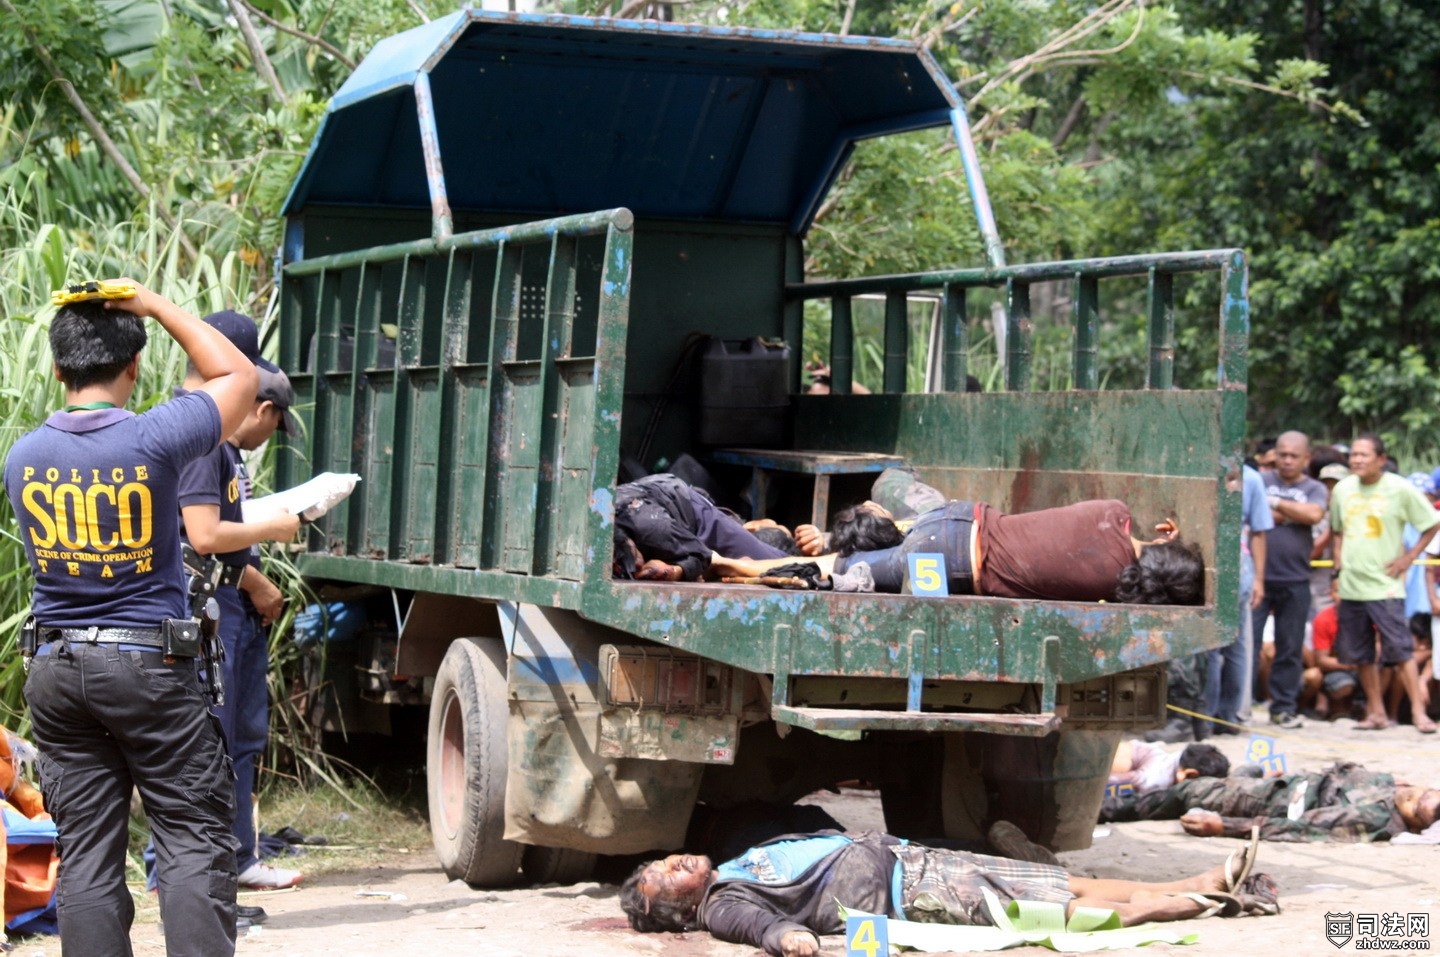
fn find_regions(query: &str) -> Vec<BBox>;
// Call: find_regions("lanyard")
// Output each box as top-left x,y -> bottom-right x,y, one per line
62,401 -> 118,413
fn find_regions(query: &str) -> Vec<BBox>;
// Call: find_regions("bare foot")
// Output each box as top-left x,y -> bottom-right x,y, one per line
1125,891 -> 1213,923
1181,863 -> 1229,895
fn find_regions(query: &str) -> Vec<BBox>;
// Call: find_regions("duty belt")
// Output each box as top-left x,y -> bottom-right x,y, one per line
42,626 -> 165,648
218,564 -> 245,587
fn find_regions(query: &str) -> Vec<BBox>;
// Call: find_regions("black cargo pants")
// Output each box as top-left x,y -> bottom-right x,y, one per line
25,641 -> 237,957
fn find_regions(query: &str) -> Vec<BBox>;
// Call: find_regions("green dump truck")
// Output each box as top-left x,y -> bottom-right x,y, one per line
275,10 -> 1247,886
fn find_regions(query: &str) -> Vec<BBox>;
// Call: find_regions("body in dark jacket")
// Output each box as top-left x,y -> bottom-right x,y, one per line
613,474 -> 785,580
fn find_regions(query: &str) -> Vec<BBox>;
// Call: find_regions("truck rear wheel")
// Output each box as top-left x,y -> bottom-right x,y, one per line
427,637 -> 523,886
521,845 -> 597,885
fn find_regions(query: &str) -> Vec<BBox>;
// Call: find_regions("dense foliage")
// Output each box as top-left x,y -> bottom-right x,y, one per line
1,0 -> 1436,725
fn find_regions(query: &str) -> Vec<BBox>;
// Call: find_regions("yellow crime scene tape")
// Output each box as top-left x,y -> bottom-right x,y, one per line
51,281 -> 137,306
1163,704 -> 1429,757
1311,559 -> 1440,567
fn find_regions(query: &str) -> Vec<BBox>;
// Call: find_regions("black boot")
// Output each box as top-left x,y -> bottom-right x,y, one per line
1143,717 -> 1194,743
1192,717 -> 1211,741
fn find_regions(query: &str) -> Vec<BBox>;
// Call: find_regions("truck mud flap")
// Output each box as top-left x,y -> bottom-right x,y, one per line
502,607 -> 737,855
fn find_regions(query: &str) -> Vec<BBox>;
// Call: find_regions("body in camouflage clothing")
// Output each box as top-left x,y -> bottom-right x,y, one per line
1102,762 -> 1404,842
868,467 -> 947,521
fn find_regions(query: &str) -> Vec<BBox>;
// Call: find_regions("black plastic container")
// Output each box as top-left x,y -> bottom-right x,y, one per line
698,337 -> 791,447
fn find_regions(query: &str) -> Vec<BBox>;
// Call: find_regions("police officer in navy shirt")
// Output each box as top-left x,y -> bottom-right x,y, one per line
4,281 -> 257,957
176,311 -> 302,893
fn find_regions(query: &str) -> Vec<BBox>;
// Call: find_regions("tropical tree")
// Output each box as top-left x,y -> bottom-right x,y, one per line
1081,0 -> 1440,450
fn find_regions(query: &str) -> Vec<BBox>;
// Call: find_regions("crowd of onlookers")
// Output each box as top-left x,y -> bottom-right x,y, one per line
1247,433 -> 1439,732
1151,431 -> 1440,743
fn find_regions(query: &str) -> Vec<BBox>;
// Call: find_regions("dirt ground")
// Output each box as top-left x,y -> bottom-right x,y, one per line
9,716 -> 1439,957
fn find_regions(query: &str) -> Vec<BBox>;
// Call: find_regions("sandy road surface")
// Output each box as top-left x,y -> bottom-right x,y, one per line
11,716 -> 1439,957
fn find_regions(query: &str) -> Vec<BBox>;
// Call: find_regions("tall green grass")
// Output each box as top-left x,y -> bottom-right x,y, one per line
0,154 -> 262,727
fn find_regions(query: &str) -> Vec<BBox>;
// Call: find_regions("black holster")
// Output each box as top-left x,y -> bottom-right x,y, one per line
19,615 -> 37,660
182,544 -> 227,706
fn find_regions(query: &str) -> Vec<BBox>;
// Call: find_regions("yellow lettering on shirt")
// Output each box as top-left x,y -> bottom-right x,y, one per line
85,484 -> 119,550
22,483 -> 57,546
117,482 -> 153,547
16,465 -> 157,576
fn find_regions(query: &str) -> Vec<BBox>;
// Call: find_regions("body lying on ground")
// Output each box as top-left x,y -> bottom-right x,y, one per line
1100,760 -> 1440,842
620,830 -> 1277,957
1108,740 -> 1231,795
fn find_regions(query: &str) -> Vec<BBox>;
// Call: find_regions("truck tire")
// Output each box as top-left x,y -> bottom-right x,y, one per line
427,637 -> 523,886
521,845 -> 597,885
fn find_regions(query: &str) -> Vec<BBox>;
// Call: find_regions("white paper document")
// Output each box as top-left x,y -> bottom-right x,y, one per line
242,472 -> 361,523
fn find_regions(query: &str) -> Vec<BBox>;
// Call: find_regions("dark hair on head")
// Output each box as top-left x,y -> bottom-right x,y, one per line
752,526 -> 800,557
830,506 -> 905,557
1306,444 -> 1346,479
1114,540 -> 1204,605
619,861 -> 702,933
1353,433 -> 1387,458
50,300 -> 147,389
1255,437 -> 1276,455
1179,743 -> 1230,779
612,530 -> 638,579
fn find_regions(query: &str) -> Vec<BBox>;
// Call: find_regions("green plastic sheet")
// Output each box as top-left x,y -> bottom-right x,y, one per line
836,889 -> 1199,952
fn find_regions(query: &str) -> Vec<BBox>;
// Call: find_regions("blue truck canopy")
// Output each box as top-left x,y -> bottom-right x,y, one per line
282,10 -> 970,233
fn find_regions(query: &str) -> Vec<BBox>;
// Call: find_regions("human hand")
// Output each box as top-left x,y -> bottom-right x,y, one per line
794,524 -> 825,556
245,574 -> 285,625
1154,518 -> 1180,542
1384,554 -> 1414,579
99,278 -> 161,318
637,560 -> 683,582
779,929 -> 820,957
1179,809 -> 1224,837
1249,581 -> 1265,610
267,511 -> 302,542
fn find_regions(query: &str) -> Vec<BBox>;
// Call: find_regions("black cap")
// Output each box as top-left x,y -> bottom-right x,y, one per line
256,367 -> 296,435
202,310 -> 281,373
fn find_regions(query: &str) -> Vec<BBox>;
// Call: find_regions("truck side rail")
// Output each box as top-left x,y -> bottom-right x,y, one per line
784,247 -> 1247,623
277,209 -> 634,609
786,248 -> 1246,398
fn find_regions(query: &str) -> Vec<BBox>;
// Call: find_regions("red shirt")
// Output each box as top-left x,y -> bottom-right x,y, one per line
1312,603 -> 1337,654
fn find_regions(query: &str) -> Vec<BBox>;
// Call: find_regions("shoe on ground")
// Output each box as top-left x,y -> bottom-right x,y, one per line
238,862 -> 303,889
1143,718 -> 1194,743
237,904 -> 268,924
1212,724 -> 1241,736
987,820 -> 1061,866
1271,711 -> 1304,730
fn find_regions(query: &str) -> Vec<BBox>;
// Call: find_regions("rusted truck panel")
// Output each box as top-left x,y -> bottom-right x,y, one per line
277,10 -> 1246,884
